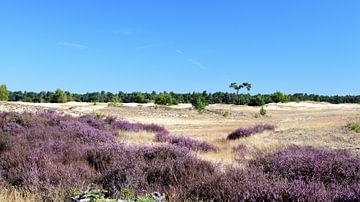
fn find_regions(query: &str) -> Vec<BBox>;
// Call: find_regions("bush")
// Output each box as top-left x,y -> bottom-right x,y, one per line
348,122 -> 360,133
154,93 -> 174,106
0,112 -> 359,201
271,91 -> 288,103
233,144 -> 247,159
223,111 -> 231,117
130,92 -> 147,103
260,106 -> 267,116
250,145 -> 360,186
227,124 -> 276,140
51,89 -> 67,103
249,95 -> 265,106
0,84 -> 9,101
191,93 -> 207,113
155,132 -> 218,152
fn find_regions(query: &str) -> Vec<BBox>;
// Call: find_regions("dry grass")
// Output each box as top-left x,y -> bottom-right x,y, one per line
0,187 -> 65,202
99,102 -> 360,165
117,131 -> 165,147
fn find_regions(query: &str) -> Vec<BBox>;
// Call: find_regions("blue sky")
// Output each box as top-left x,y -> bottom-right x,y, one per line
0,1 -> 359,95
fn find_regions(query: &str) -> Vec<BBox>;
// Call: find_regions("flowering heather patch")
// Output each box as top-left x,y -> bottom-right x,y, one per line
111,119 -> 168,133
233,144 -> 247,159
155,132 -> 219,152
227,124 -> 276,140
0,112 -> 359,201
251,145 -> 360,186
250,145 -> 360,200
0,111 -> 218,199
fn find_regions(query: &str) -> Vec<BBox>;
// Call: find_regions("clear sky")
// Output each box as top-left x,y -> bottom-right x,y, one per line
0,1 -> 359,95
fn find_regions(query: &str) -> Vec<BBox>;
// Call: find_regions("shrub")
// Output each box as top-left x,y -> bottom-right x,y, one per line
94,113 -> 104,120
249,95 -> 265,106
227,124 -> 276,140
155,132 -> 218,152
111,119 -> 168,133
130,92 -> 147,103
0,84 -> 9,101
233,144 -> 247,160
191,93 -> 207,113
155,93 -> 174,106
0,112 -> 359,201
271,91 -> 288,103
260,106 -> 267,116
250,145 -> 360,186
348,122 -> 360,133
223,111 -> 231,117
51,89 -> 67,103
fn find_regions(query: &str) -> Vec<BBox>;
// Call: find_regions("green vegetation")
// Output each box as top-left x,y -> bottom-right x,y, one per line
223,111 -> 231,117
249,95 -> 265,106
155,93 -> 174,106
260,106 -> 267,116
51,89 -> 67,103
229,82 -> 252,105
271,91 -> 288,103
191,93 -> 207,113
348,123 -> 360,133
0,84 -> 9,101
95,113 -> 104,120
2,83 -> 360,106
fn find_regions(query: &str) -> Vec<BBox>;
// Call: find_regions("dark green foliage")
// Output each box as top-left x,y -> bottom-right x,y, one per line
271,91 -> 288,103
0,84 -> 9,101
128,92 -> 147,103
191,93 -> 207,112
51,89 -> 68,103
229,82 -> 252,105
260,106 -> 267,116
154,93 -> 174,106
6,90 -> 360,106
249,95 -> 265,106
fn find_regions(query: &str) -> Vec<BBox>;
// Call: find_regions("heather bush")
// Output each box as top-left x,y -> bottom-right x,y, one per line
155,132 -> 218,152
251,145 -> 360,186
250,145 -> 360,200
0,111 -> 218,199
0,112 -> 359,201
111,119 -> 168,134
233,144 -> 247,159
227,124 -> 276,140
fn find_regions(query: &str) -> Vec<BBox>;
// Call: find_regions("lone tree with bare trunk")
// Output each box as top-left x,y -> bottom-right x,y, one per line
229,82 -> 251,105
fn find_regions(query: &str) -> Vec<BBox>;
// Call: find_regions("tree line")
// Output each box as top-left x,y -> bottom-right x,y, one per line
1,86 -> 359,106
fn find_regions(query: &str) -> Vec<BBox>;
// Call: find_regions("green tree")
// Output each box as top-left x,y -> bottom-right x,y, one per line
191,93 -> 207,113
271,91 -> 288,103
229,82 -> 251,105
131,92 -> 147,103
51,89 -> 68,103
155,93 -> 174,105
249,95 -> 265,106
0,84 -> 9,101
